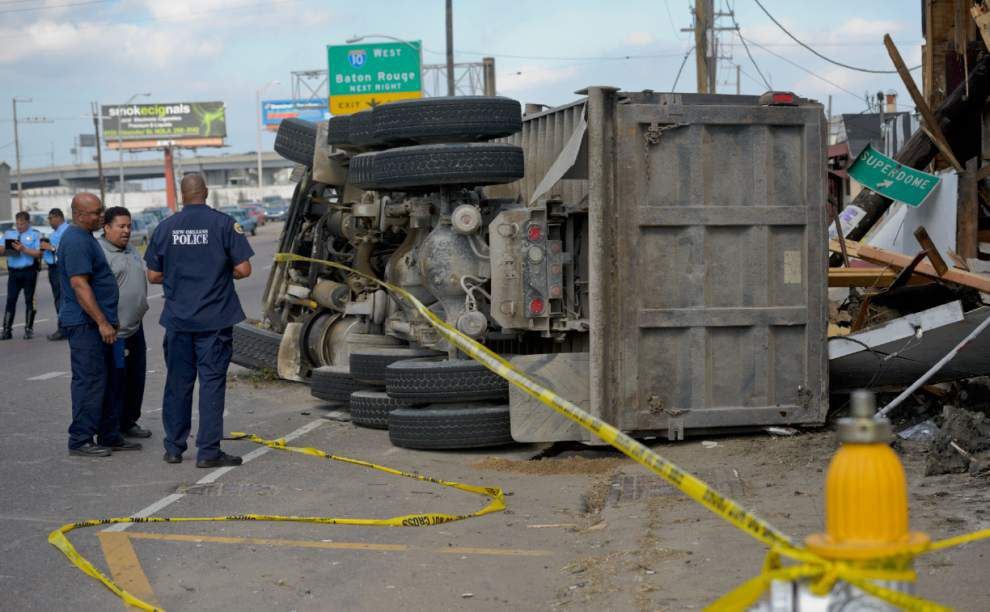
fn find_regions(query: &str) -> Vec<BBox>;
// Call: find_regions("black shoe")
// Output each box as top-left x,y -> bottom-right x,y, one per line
69,442 -> 112,457
163,452 -> 182,464
123,425 -> 152,439
23,328 -> 33,340
196,452 -> 243,468
107,440 -> 142,451
0,330 -> 10,341
47,330 -> 65,341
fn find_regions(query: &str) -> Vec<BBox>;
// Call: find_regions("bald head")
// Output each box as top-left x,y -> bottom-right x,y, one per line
71,192 -> 104,231
181,173 -> 208,205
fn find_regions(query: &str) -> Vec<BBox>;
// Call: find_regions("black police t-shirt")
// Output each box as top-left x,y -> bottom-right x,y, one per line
144,205 -> 254,332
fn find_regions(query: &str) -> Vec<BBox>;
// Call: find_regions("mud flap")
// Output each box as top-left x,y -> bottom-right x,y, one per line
508,353 -> 591,443
277,322 -> 306,382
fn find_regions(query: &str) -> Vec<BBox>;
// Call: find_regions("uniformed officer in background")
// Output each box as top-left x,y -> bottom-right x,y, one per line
145,173 -> 253,468
42,208 -> 70,341
100,206 -> 152,440
0,210 -> 43,340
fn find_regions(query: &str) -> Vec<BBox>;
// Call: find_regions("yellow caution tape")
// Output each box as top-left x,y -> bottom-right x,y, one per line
48,433 -> 504,611
271,252 -> 990,611
51,251 -> 990,610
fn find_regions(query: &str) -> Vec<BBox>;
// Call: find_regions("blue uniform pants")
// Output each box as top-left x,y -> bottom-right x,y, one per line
5,266 -> 37,319
66,323 -> 123,449
107,325 -> 147,432
162,327 -> 233,461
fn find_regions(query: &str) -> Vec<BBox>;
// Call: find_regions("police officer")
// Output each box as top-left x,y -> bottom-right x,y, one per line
60,193 -> 141,457
43,208 -> 70,341
145,173 -> 253,468
0,210 -> 43,340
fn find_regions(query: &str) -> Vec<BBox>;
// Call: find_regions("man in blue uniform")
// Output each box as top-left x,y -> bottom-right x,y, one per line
0,210 -> 43,340
60,193 -> 141,457
42,208 -> 70,341
145,173 -> 253,467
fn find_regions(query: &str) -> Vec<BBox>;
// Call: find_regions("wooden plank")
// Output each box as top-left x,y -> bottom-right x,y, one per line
829,238 -> 990,292
828,267 -> 928,287
913,226 -> 949,275
884,34 -> 965,172
958,157 -> 980,258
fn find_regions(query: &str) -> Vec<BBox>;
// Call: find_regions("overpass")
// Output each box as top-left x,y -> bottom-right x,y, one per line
10,152 -> 295,191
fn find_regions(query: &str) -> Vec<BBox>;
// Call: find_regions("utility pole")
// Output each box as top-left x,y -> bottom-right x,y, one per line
693,0 -> 714,94
118,92 -> 151,207
736,64 -> 741,95
91,101 -> 106,205
445,0 -> 455,96
11,97 -> 26,211
482,56 -> 496,95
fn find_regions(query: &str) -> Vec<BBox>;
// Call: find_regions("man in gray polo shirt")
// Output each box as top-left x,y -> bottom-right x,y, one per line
100,207 -> 152,440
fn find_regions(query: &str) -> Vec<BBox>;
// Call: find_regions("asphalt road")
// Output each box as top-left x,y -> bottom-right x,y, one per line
2,222 -> 986,611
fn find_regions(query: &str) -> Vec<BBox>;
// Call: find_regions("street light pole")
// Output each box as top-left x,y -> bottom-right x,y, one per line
256,80 -> 280,194
118,92 -> 151,207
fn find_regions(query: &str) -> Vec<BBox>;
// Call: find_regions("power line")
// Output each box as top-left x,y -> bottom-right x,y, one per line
424,48 -> 686,62
0,0 -> 111,14
728,6 -> 772,90
746,39 -> 864,100
663,0 -> 687,40
753,0 -> 918,74
672,45 -> 694,91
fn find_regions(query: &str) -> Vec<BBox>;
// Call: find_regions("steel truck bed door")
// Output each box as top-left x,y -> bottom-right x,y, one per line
589,92 -> 828,435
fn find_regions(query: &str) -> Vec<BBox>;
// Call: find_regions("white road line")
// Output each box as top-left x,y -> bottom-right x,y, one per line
12,318 -> 49,329
148,292 -> 163,299
103,418 -> 324,532
27,371 -> 67,381
262,264 -> 272,270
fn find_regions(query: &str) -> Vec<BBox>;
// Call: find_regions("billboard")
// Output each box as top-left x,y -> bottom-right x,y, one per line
261,99 -> 331,130
327,41 -> 422,115
101,102 -> 226,141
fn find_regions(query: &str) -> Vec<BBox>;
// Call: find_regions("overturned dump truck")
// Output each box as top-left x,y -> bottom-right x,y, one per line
235,87 -> 828,449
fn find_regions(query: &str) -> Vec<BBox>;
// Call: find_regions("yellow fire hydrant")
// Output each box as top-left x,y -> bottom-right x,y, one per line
757,390 -> 930,610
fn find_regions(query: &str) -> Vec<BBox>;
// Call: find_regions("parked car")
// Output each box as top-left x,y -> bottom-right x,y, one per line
128,216 -> 151,246
240,203 -> 266,226
220,207 -> 257,236
263,204 -> 287,222
136,212 -> 159,239
27,211 -> 54,238
143,207 -> 174,223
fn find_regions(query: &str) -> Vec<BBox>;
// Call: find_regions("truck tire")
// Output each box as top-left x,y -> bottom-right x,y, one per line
385,357 -> 509,403
388,404 -> 513,449
373,96 -> 522,144
349,346 -> 443,385
232,322 -> 281,371
348,153 -> 376,188
274,118 -> 318,167
310,365 -> 373,405
347,111 -> 378,147
350,390 -> 410,430
367,143 -> 524,190
327,114 -> 351,146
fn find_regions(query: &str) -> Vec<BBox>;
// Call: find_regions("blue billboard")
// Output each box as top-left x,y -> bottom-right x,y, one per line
261,99 -> 331,130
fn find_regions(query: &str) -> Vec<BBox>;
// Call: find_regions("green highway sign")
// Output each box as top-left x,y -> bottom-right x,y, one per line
327,41 -> 423,115
847,144 -> 940,207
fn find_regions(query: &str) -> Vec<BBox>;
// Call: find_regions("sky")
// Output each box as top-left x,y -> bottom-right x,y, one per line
0,0 -> 924,170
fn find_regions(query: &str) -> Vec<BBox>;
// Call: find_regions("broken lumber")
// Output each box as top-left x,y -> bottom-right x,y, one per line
828,267 -> 927,287
829,239 -> 990,292
913,226 -> 949,276
886,34 -> 964,172
844,54 -> 990,243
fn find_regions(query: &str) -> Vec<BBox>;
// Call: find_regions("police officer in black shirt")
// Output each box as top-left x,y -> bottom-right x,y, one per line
145,174 -> 254,467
